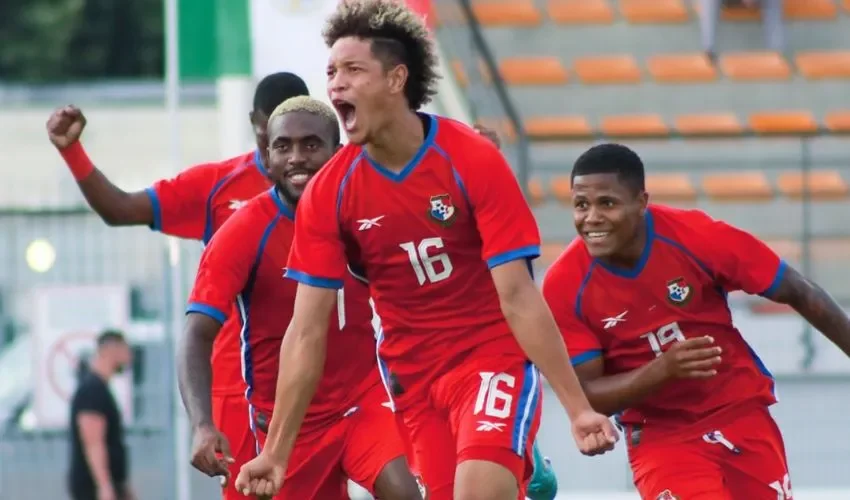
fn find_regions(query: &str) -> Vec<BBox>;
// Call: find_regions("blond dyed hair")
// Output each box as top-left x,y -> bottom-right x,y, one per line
323,0 -> 439,110
268,96 -> 341,144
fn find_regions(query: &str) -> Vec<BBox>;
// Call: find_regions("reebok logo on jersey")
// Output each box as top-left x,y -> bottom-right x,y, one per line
228,199 -> 247,210
357,215 -> 385,230
476,421 -> 506,432
602,310 -> 628,329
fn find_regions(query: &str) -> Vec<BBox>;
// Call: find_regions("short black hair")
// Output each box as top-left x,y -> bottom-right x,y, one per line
97,329 -> 126,348
571,143 -> 645,194
253,72 -> 310,116
323,0 -> 439,110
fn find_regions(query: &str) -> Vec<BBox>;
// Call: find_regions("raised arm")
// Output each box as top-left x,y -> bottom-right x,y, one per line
47,106 -> 155,226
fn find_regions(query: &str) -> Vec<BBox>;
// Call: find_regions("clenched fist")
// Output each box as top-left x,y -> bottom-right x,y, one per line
47,105 -> 87,149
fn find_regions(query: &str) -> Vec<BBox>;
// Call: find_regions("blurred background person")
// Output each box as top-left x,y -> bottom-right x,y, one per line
68,330 -> 134,500
699,0 -> 785,60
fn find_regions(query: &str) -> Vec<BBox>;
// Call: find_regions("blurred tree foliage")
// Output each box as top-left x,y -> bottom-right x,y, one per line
0,0 -> 164,82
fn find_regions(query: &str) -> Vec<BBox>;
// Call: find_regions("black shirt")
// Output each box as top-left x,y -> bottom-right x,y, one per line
68,372 -> 128,494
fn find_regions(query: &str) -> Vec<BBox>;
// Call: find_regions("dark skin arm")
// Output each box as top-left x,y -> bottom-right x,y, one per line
768,265 -> 850,357
47,105 -> 154,226
177,313 -> 221,428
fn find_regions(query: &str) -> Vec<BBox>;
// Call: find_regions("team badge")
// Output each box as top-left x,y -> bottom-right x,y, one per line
666,277 -> 692,305
428,194 -> 457,227
656,490 -> 680,500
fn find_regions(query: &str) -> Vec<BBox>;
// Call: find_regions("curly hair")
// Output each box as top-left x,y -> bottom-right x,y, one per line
323,0 -> 440,110
269,96 -> 341,145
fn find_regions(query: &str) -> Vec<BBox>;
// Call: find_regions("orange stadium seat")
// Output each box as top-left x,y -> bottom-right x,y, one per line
720,52 -> 791,81
540,241 -> 567,266
600,114 -> 669,137
762,238 -> 850,263
619,0 -> 690,23
845,0 -> 850,12
527,178 -> 547,206
499,57 -> 569,85
776,170 -> 849,200
471,1 -> 542,26
784,0 -> 838,20
702,172 -> 773,201
748,111 -> 819,135
674,113 -> 745,136
647,53 -> 717,83
574,55 -> 642,84
645,173 -> 698,202
547,0 -> 615,24
550,176 -> 573,205
524,116 -> 593,139
825,111 -> 850,132
796,51 -> 850,80
451,61 -> 468,87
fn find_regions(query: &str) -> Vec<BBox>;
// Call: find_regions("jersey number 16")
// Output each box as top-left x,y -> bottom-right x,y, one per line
400,237 -> 454,286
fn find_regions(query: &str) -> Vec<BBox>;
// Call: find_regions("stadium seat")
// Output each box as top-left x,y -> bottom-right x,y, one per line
784,0 -> 838,20
499,57 -> 569,85
795,51 -> 850,80
550,176 -> 573,205
762,238 -> 850,263
547,0 -> 615,24
646,173 -> 698,202
524,116 -> 593,139
748,111 -> 819,134
719,52 -> 791,81
540,241 -> 567,266
824,111 -> 850,132
574,55 -> 642,84
776,170 -> 849,200
844,0 -> 850,12
600,114 -> 669,137
471,0 -> 542,26
701,172 -> 773,201
647,53 -> 718,83
674,113 -> 745,136
619,0 -> 690,24
451,61 -> 469,87
528,179 -> 547,206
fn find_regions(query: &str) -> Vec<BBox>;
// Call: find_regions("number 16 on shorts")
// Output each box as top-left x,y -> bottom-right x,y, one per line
462,362 -> 542,455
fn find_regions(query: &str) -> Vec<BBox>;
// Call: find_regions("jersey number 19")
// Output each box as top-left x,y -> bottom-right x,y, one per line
400,237 -> 454,286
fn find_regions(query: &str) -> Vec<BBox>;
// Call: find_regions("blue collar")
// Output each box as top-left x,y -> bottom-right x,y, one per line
269,187 -> 295,220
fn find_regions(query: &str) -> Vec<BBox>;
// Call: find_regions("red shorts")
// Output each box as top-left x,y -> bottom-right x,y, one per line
256,383 -> 406,500
212,394 -> 258,500
399,355 -> 542,500
629,406 -> 792,500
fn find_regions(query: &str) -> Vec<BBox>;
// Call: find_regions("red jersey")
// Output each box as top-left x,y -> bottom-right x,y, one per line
186,188 -> 379,427
146,150 -> 271,396
284,114 -> 541,406
542,205 -> 783,438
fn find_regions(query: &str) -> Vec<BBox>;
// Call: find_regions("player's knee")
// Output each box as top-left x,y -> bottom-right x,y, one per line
374,457 -> 425,500
455,459 -> 518,500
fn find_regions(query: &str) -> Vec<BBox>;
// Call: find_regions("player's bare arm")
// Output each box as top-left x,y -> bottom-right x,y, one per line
177,313 -> 234,480
491,260 -> 618,454
768,265 -> 850,357
573,336 -> 722,416
47,105 -> 155,226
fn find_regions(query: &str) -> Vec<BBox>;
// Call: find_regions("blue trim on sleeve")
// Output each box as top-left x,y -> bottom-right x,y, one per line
284,269 -> 344,289
571,350 -> 602,366
487,245 -> 541,269
760,259 -> 788,298
186,302 -> 228,324
144,187 -> 163,231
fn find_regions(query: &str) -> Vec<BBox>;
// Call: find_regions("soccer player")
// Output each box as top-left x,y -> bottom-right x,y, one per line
178,96 -> 422,500
542,143 -> 850,499
45,72 -> 311,500
235,2 -> 618,499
